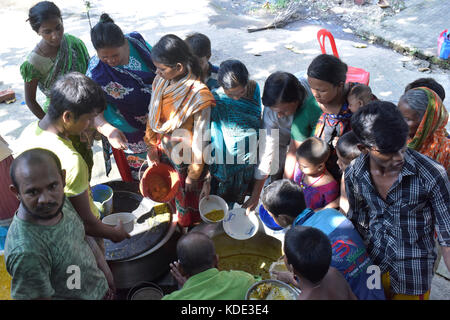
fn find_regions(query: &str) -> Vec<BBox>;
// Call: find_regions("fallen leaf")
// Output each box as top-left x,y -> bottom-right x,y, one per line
284,44 -> 303,54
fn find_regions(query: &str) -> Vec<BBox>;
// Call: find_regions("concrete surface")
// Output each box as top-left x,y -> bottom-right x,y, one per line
355,0 -> 449,60
0,0 -> 449,299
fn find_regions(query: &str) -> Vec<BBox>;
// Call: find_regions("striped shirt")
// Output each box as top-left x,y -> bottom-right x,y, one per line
345,148 -> 450,295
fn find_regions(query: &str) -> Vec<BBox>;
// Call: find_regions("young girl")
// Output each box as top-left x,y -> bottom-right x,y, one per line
347,84 -> 378,114
293,137 -> 339,211
20,1 -> 93,176
335,131 -> 361,214
21,1 -> 90,119
145,34 -> 216,227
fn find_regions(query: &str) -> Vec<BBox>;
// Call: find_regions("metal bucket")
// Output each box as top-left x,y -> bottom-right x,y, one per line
92,184 -> 114,217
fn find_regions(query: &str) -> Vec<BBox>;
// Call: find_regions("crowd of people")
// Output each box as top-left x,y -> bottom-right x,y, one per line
0,1 -> 449,300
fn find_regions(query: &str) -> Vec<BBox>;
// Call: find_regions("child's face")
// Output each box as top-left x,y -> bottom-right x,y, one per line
266,209 -> 289,228
64,110 -> 99,136
336,149 -> 352,171
38,17 -> 64,48
347,94 -> 363,114
297,157 -> 324,176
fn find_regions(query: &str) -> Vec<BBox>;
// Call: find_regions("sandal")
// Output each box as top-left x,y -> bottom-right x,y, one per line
377,0 -> 390,8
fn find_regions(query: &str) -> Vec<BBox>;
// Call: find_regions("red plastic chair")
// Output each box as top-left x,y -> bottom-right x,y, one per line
317,28 -> 370,85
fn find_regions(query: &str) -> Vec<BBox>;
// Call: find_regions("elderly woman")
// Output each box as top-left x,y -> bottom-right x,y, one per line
398,87 -> 449,171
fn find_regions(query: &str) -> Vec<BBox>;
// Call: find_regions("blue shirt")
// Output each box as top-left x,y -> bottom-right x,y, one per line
292,208 -> 385,300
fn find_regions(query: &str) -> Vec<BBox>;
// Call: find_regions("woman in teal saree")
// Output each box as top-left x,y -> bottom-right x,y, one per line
201,60 -> 262,208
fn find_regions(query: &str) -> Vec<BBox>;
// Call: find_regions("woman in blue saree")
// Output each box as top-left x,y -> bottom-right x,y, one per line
87,14 -> 156,181
201,60 -> 262,208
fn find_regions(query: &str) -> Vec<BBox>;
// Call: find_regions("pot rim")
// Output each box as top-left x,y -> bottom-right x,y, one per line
120,214 -> 178,261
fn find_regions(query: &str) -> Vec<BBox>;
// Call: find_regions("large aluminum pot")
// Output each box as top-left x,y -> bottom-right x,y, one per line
102,180 -> 181,290
191,216 -> 283,280
107,216 -> 181,289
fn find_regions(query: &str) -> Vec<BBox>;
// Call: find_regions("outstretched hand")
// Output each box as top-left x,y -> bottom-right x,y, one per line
147,147 -> 160,165
199,179 -> 211,201
169,260 -> 187,288
272,270 -> 300,289
107,128 -> 128,150
111,220 -> 131,242
241,195 -> 259,216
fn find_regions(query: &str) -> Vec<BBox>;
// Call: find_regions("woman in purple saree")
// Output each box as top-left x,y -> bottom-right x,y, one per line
87,14 -> 156,181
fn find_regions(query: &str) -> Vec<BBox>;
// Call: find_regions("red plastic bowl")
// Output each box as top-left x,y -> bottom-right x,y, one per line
139,162 -> 180,203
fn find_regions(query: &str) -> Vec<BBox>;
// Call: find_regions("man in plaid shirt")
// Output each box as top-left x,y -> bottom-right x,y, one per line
345,101 -> 450,300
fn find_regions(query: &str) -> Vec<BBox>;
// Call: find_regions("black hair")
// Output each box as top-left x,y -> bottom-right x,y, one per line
404,77 -> 445,102
262,71 -> 307,107
351,100 -> 409,153
184,32 -> 211,58
217,59 -> 249,90
296,137 -> 330,165
11,148 -> 63,190
47,72 -> 106,121
399,88 -> 429,119
348,84 -> 376,104
284,225 -> 332,284
90,13 -> 125,50
335,131 -> 361,160
151,34 -> 203,79
177,232 -> 216,276
307,54 -> 348,86
27,1 -> 62,33
261,179 -> 306,219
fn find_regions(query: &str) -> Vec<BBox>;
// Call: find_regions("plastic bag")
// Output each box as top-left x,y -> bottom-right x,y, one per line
437,29 -> 450,60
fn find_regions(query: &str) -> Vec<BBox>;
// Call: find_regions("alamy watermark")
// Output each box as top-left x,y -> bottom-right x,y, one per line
66,265 -> 81,290
164,126 -> 281,176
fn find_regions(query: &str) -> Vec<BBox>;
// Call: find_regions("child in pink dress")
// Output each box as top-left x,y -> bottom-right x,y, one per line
293,137 -> 339,211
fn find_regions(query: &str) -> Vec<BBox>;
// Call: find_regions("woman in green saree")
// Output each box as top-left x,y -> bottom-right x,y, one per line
20,1 -> 92,175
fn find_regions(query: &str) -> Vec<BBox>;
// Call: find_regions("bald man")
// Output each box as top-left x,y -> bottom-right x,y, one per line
163,232 -> 259,300
4,148 -> 112,300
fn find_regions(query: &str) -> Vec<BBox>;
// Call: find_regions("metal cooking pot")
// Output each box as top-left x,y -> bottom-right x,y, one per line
190,216 -> 283,280
102,180 -> 182,290
107,214 -> 181,290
